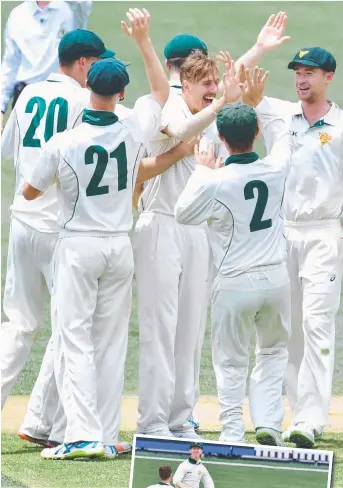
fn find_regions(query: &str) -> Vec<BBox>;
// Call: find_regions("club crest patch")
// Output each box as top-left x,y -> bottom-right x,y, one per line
319,132 -> 332,146
299,50 -> 309,58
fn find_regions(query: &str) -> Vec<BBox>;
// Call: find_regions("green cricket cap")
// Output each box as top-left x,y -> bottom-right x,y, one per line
59,29 -> 115,62
288,47 -> 336,72
87,58 -> 130,96
164,34 -> 208,59
190,442 -> 204,450
217,102 -> 258,138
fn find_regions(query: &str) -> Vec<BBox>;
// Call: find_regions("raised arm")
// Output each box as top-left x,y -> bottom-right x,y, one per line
121,8 -> 169,107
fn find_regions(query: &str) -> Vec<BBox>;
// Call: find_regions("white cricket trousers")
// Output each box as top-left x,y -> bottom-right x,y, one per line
1,216 -> 58,408
212,264 -> 291,442
133,212 -> 209,434
52,234 -> 133,444
284,219 -> 343,435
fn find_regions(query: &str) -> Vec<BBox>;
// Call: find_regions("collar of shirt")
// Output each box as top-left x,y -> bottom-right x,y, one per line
158,483 -> 171,486
225,152 -> 259,166
188,457 -> 201,465
82,109 -> 119,126
46,72 -> 82,87
169,78 -> 182,90
26,1 -> 61,15
292,100 -> 340,127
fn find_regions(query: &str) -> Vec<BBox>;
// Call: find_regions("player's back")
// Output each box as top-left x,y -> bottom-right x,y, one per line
209,153 -> 289,276
4,74 -> 88,232
54,114 -> 145,235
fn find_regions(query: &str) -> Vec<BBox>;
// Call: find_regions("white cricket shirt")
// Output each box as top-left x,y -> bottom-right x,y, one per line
65,1 -> 92,29
26,97 -> 162,235
146,483 -> 172,488
173,458 -> 215,488
139,90 -> 228,216
1,1 -> 74,113
175,125 -> 292,277
255,96 -> 343,222
2,72 -> 90,233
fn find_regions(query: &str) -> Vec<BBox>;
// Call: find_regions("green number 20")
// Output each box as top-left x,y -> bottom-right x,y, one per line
85,143 -> 127,196
244,180 -> 272,232
23,96 -> 68,147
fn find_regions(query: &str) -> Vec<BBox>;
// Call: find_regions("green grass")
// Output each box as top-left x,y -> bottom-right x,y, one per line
1,1 -> 343,488
132,456 -> 329,488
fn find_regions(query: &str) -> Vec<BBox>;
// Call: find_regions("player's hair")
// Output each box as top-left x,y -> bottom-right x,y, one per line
217,102 -> 259,151
159,465 -> 172,481
166,57 -> 187,71
180,50 -> 218,83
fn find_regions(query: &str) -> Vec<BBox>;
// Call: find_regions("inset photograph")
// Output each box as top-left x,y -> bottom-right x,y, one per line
130,436 -> 333,488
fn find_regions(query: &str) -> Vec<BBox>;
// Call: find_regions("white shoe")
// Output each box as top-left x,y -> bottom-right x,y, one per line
186,414 -> 200,431
104,445 -> 117,458
41,441 -> 104,460
282,426 -> 295,443
289,423 -> 315,448
172,430 -> 203,440
256,428 -> 285,447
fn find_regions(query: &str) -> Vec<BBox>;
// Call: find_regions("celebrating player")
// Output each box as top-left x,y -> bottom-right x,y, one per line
173,442 -> 215,488
175,68 -> 293,446
22,7 -> 169,460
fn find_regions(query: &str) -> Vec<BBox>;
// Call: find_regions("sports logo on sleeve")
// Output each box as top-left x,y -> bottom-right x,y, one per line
319,132 -> 333,146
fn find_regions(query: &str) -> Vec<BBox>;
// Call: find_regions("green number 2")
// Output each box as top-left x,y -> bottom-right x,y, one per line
244,180 -> 272,232
23,96 -> 68,148
85,143 -> 127,197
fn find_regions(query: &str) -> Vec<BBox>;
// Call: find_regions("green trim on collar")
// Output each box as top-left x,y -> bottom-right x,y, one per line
158,483 -> 170,486
171,84 -> 182,89
224,152 -> 259,166
189,457 -> 200,465
82,109 -> 119,126
309,119 -> 325,129
47,80 -> 60,83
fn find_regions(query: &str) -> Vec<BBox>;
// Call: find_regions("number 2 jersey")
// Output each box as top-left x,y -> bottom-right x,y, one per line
26,97 -> 162,235
175,125 -> 293,277
1,72 -> 131,233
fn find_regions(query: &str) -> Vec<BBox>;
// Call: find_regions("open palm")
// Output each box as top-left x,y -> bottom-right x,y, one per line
256,11 -> 291,50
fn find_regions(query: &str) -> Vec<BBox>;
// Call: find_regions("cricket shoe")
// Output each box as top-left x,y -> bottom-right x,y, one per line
41,441 -> 105,460
256,428 -> 285,447
219,430 -> 245,444
172,430 -> 203,440
113,441 -> 132,455
137,429 -> 174,438
186,414 -> 200,431
18,432 -> 59,449
289,423 -> 315,448
283,425 -> 322,443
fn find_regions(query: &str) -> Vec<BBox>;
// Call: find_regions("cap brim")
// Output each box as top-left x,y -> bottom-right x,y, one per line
288,59 -> 321,70
99,48 -> 116,59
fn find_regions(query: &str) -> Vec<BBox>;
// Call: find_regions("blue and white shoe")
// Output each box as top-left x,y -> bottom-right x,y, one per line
104,445 -> 118,458
187,414 -> 200,431
41,441 -> 104,460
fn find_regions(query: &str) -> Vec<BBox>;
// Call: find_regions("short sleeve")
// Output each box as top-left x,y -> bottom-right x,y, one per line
127,95 -> 162,147
26,134 -> 62,191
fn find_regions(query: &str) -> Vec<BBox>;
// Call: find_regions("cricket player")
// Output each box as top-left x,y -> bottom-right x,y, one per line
175,68 -> 293,446
173,442 -> 215,488
134,51 -> 251,439
146,466 -> 173,488
244,47 -> 343,448
23,7 -> 170,460
1,28 -> 117,411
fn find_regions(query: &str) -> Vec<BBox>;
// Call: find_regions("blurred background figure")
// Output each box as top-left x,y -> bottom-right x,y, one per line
0,1 -> 92,131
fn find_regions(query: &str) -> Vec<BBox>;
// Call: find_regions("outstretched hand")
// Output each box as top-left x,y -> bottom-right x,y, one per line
240,67 -> 269,107
256,11 -> 291,52
195,142 -> 224,169
121,8 -> 151,43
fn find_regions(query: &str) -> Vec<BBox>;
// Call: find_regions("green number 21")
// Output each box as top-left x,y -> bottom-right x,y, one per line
23,96 -> 68,147
244,180 -> 272,232
85,144 -> 127,196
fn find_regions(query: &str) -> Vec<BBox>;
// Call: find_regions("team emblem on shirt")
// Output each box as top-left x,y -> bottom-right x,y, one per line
298,50 -> 309,58
319,132 -> 333,146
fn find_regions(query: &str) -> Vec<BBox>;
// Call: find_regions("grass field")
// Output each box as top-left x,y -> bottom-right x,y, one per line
1,1 -> 343,488
132,452 -> 330,488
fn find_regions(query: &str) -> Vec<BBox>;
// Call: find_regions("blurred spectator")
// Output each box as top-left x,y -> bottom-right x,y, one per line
0,1 -> 92,130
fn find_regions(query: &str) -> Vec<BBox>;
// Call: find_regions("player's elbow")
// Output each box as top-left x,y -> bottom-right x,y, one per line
22,183 -> 42,200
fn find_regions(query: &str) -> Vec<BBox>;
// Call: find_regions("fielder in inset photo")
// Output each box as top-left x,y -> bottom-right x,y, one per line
130,436 -> 333,488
